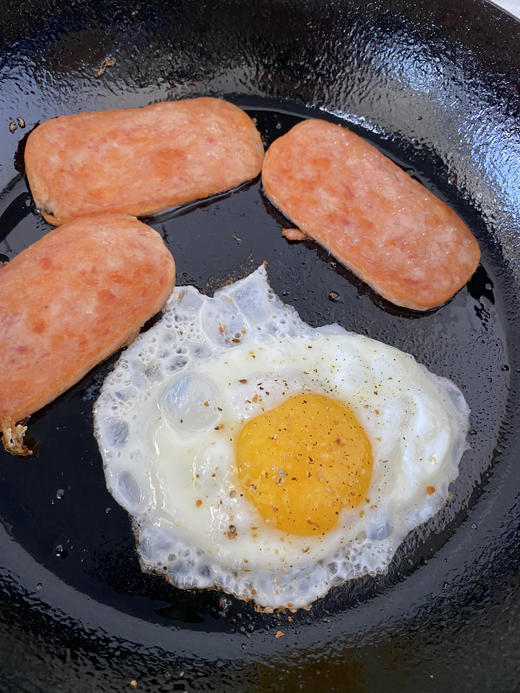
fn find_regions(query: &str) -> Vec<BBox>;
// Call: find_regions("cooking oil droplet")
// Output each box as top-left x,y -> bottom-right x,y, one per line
55,544 -> 68,559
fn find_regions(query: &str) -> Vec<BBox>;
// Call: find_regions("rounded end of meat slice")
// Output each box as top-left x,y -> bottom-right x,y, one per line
368,218 -> 481,311
262,118 -> 481,311
25,98 -> 265,225
0,213 -> 175,455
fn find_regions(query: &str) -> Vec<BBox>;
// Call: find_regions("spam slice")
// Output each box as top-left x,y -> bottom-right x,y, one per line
25,97 -> 264,225
262,119 -> 480,311
0,214 -> 175,455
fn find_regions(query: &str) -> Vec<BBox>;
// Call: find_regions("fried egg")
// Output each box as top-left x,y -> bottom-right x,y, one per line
94,265 -> 470,610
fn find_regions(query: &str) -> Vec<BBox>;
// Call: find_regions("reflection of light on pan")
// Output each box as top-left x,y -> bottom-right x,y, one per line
0,0 -> 519,685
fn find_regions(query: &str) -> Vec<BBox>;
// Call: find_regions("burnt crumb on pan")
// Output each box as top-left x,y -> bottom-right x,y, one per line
1,419 -> 34,456
95,57 -> 116,78
328,290 -> 340,301
282,227 -> 308,242
16,117 -> 25,128
8,121 -> 16,133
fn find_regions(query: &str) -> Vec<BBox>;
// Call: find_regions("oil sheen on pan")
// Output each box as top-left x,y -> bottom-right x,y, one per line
0,103 -> 515,675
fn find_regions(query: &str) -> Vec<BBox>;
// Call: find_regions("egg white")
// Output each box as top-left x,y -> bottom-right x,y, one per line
94,265 -> 470,609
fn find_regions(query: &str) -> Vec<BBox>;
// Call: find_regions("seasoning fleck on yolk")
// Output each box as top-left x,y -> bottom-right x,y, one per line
236,393 -> 373,535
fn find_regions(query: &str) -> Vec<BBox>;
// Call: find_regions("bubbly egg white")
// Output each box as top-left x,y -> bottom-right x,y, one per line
94,265 -> 470,609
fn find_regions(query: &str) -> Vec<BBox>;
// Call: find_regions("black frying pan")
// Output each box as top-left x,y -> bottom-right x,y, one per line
1,0 -> 520,690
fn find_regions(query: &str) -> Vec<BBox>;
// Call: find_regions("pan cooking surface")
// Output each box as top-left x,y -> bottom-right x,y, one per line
0,0 -> 520,689
0,101 -> 516,638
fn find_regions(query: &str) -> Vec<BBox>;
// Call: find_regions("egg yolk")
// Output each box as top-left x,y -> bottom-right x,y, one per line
236,392 -> 373,535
